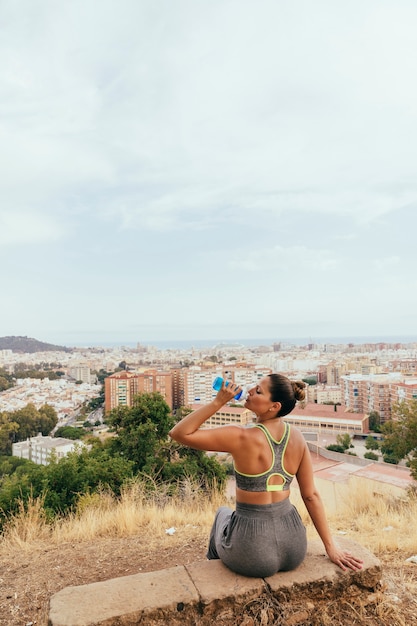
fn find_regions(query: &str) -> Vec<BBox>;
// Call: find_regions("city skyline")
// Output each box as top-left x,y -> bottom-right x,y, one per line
2,1 -> 417,347
3,332 -> 417,351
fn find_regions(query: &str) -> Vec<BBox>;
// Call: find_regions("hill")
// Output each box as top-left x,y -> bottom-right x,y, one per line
0,335 -> 71,353
1,484 -> 416,626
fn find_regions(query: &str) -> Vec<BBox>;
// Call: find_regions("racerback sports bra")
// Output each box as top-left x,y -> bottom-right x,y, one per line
234,421 -> 294,492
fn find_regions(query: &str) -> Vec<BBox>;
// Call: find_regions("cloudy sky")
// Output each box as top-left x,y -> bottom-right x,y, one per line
1,0 -> 417,347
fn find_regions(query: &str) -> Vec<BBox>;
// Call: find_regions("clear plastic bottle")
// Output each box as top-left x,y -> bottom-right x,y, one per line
212,376 -> 246,401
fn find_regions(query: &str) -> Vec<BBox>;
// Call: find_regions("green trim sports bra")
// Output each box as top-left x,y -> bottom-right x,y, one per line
234,422 -> 294,492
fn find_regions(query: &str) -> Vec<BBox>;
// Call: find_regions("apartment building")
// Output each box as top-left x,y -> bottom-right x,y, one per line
68,366 -> 94,384
340,373 -> 417,422
326,362 -> 348,385
171,368 -> 186,410
104,369 -> 173,412
189,403 -> 254,429
391,381 -> 417,406
307,385 -> 342,405
12,434 -> 86,465
388,359 -> 417,374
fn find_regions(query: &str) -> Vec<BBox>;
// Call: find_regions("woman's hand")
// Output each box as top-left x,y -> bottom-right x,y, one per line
326,545 -> 364,571
216,381 -> 242,404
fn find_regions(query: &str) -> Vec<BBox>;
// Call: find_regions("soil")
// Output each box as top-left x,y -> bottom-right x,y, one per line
1,536 -> 417,626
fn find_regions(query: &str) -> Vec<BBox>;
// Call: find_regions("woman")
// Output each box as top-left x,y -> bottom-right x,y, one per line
169,373 -> 363,578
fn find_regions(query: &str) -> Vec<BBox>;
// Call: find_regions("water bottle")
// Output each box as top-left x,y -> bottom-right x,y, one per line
212,376 -> 246,400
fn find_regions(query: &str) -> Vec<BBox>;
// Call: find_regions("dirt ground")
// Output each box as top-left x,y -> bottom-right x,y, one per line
1,535 -> 417,626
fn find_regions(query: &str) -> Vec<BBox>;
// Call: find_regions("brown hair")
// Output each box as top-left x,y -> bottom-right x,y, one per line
267,374 -> 306,417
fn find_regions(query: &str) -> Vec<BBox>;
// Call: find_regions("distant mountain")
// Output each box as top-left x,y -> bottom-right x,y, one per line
0,336 -> 72,353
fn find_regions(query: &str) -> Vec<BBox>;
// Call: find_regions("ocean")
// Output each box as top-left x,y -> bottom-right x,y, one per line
77,335 -> 417,350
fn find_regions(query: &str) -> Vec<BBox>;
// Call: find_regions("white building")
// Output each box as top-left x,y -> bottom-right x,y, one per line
68,366 -> 95,384
307,384 -> 343,405
12,434 -> 87,465
190,403 -> 255,429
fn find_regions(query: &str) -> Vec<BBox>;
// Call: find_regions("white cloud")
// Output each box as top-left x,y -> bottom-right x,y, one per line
1,1 -> 417,342
229,246 -> 339,273
372,256 -> 401,271
0,210 -> 63,246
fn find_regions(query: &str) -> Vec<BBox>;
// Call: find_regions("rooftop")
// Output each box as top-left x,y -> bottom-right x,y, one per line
292,402 -> 366,422
308,449 -> 414,490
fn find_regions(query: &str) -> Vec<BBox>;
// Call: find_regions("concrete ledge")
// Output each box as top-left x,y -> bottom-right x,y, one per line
49,538 -> 381,626
266,538 -> 381,597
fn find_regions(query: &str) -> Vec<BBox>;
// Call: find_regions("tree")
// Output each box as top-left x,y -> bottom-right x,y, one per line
54,426 -> 87,440
87,389 -> 105,410
107,394 -> 226,489
380,400 -> 417,476
174,406 -> 193,421
94,369 -> 114,384
0,445 -> 135,524
11,403 -> 58,440
41,446 -> 134,514
302,376 -> 317,386
12,403 -> 40,440
0,455 -> 31,477
336,433 -> 353,450
0,404 -> 58,452
161,443 -> 227,490
38,404 -> 58,435
0,368 -> 14,391
0,376 -> 11,392
0,462 -> 44,524
0,414 -> 20,455
365,435 -> 379,451
368,411 -> 381,433
107,392 -> 175,473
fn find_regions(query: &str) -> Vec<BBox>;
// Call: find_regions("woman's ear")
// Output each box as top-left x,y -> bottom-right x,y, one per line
272,401 -> 281,415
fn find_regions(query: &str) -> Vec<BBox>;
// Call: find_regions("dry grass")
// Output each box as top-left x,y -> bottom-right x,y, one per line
0,477 -> 227,555
4,479 -> 416,556
1,479 -> 417,625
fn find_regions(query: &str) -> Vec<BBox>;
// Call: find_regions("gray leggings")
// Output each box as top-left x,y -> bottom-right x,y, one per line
207,499 -> 307,578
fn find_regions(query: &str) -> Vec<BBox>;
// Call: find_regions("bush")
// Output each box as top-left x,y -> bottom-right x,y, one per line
364,451 -> 379,461
326,444 -> 345,453
383,454 -> 400,465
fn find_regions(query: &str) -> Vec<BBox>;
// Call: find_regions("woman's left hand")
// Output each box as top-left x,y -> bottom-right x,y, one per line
326,545 -> 364,571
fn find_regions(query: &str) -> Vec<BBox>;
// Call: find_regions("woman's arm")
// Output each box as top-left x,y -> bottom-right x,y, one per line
168,381 -> 244,453
296,444 -> 363,571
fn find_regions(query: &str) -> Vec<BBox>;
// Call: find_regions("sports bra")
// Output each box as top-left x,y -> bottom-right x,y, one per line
234,422 -> 295,492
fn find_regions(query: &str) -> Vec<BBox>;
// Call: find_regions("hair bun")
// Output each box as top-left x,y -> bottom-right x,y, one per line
291,380 -> 306,402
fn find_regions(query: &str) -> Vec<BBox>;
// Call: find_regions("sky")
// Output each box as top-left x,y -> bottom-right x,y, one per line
1,0 -> 417,347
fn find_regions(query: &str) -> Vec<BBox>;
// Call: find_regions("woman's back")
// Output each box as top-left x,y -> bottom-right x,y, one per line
233,421 -> 307,504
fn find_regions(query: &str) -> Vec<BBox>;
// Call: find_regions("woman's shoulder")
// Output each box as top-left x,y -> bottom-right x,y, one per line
286,422 -> 309,450
286,422 -> 304,438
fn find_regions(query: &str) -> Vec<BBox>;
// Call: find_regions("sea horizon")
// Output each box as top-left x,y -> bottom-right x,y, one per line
71,334 -> 417,350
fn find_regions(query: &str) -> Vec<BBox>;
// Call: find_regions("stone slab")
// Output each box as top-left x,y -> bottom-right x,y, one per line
186,559 -> 265,617
48,565 -> 199,626
49,538 -> 382,625
266,537 -> 381,597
